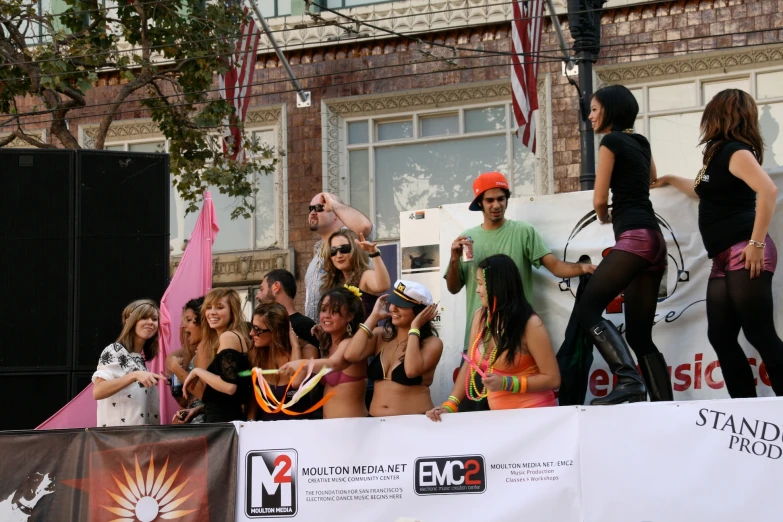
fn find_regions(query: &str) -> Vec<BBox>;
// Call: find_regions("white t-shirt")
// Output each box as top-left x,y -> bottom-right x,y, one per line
92,343 -> 160,427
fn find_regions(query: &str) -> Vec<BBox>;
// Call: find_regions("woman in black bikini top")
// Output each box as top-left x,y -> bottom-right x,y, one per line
345,280 -> 442,417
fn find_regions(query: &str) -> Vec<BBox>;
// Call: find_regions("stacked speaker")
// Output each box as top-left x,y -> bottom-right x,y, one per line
0,149 -> 169,430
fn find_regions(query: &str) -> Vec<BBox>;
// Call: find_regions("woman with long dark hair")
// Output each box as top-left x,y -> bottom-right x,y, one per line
183,288 -> 250,422
93,299 -> 166,427
344,280 -> 442,416
654,89 -> 782,397
169,297 -> 206,423
427,255 -> 559,421
574,84 -> 672,405
247,301 -> 320,420
279,287 -> 368,418
321,229 -> 390,317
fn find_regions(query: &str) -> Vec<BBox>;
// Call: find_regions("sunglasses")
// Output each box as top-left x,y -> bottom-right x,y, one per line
330,244 -> 352,257
308,204 -> 326,213
251,325 -> 271,335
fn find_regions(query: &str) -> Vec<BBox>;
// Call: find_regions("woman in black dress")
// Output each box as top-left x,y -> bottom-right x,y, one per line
183,288 -> 250,422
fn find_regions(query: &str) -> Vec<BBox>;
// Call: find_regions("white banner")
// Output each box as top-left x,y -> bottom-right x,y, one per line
579,398 -> 783,522
235,407 -> 582,522
405,171 -> 783,404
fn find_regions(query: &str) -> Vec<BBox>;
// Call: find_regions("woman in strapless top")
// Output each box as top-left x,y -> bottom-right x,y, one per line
345,279 -> 442,417
280,287 -> 368,419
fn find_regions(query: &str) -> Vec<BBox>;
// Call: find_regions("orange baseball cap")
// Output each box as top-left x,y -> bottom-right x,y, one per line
469,171 -> 510,211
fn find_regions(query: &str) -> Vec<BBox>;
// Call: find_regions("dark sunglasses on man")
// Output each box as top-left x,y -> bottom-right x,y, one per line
308,203 -> 326,213
330,244 -> 352,257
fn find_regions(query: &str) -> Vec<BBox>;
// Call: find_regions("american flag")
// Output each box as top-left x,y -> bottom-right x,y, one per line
511,0 -> 545,154
218,8 -> 261,162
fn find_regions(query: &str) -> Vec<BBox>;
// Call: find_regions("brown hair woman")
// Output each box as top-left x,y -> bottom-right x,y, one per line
247,301 -> 320,420
654,89 -> 783,398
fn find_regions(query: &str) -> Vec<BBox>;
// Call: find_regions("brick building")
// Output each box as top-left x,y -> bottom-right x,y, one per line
4,0 -> 783,314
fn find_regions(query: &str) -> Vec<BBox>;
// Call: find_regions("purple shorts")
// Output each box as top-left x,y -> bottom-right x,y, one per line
612,228 -> 667,272
709,235 -> 778,279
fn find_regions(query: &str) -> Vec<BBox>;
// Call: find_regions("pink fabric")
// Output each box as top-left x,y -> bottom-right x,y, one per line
36,193 -> 218,430
152,192 -> 219,424
710,234 -> 777,279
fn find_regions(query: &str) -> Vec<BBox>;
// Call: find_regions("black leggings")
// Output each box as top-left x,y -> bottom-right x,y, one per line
706,271 -> 783,397
576,249 -> 664,360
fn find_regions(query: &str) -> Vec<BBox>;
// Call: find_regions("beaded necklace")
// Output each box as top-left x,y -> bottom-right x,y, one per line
465,312 -> 499,401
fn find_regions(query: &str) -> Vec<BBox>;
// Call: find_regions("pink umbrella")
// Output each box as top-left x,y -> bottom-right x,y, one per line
151,191 -> 219,424
37,192 -> 219,429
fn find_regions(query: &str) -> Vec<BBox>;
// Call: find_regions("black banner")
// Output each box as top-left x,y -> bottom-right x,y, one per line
0,424 -> 237,521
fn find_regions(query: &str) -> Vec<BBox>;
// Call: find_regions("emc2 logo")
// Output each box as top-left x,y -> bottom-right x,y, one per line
414,454 -> 486,495
246,449 -> 297,518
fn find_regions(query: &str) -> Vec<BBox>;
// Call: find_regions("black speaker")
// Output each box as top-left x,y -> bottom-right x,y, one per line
0,373 -> 71,430
0,149 -> 75,371
0,149 -> 169,429
74,150 -> 170,369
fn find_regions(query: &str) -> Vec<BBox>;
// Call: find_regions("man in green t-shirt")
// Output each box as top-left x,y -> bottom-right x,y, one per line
444,172 -> 596,410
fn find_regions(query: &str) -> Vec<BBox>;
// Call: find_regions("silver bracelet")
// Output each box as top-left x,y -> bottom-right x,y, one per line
749,239 -> 766,248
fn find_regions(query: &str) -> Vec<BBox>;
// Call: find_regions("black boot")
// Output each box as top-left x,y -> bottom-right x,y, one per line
588,320 -> 647,405
639,352 -> 674,401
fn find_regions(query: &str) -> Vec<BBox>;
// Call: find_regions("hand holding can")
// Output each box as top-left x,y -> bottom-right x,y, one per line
461,236 -> 474,262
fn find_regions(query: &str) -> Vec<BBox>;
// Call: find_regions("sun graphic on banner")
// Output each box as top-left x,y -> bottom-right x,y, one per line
101,452 -> 198,522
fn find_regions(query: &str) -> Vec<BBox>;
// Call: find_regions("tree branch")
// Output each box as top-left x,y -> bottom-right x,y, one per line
1,129 -> 56,149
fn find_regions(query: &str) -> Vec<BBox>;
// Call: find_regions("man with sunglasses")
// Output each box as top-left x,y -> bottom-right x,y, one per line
304,192 -> 374,321
444,172 -> 596,412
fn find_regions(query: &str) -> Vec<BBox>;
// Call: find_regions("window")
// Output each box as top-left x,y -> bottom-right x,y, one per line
346,103 -> 536,239
105,128 -> 278,255
630,69 -> 783,179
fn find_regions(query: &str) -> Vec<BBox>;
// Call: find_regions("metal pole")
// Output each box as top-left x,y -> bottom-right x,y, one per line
567,0 -> 605,191
245,0 -> 311,107
577,54 -> 595,190
544,0 -> 574,68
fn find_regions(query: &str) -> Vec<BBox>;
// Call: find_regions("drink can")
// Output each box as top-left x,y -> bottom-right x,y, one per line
170,374 -> 183,398
461,236 -> 474,263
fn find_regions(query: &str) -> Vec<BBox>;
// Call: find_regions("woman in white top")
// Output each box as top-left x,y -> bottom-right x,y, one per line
92,299 -> 167,427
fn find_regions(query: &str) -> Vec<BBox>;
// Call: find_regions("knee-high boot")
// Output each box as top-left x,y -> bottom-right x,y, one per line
588,320 -> 647,405
638,352 -> 674,401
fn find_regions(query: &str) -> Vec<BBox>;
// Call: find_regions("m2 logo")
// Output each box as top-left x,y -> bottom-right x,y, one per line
414,455 -> 486,495
246,449 -> 297,518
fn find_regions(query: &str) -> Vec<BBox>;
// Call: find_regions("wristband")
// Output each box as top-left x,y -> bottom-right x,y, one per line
441,399 -> 458,413
358,323 -> 373,338
447,395 -> 461,406
409,328 -> 421,337
749,239 -> 766,248
368,251 -> 381,258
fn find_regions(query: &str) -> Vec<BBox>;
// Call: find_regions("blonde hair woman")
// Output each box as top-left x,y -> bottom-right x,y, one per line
92,299 -> 167,427
183,288 -> 251,422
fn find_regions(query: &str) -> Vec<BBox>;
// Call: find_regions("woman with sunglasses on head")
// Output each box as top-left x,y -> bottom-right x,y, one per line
654,89 -> 783,397
168,297 -> 208,424
93,299 -> 167,427
183,288 -> 251,423
427,255 -> 559,421
344,280 -> 442,417
247,301 -> 321,420
322,229 -> 390,318
279,286 -> 368,418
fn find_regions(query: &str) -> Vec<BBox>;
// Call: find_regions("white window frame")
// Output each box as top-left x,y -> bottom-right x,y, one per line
630,66 -> 783,150
343,101 -> 531,239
